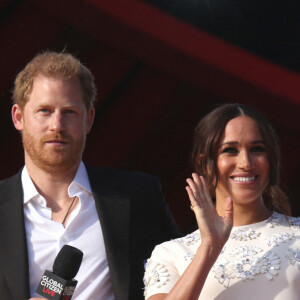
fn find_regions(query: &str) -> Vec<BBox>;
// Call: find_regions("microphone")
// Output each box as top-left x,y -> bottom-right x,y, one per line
36,245 -> 83,300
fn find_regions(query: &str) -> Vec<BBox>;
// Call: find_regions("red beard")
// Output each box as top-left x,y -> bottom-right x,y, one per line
22,128 -> 85,173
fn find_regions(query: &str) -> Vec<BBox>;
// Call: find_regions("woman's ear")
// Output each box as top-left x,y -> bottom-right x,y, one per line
197,154 -> 203,166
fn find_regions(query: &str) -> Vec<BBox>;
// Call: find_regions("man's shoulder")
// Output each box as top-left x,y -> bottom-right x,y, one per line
0,171 -> 22,203
86,165 -> 161,192
87,165 -> 158,181
0,172 -> 21,188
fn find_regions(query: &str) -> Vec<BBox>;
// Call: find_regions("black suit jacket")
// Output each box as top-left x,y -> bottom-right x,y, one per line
0,165 -> 180,300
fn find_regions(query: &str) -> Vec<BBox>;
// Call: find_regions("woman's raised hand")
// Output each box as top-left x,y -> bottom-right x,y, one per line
186,174 -> 233,250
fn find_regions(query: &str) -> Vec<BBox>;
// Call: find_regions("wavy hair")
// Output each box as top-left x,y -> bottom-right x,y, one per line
12,51 -> 96,110
191,103 -> 290,215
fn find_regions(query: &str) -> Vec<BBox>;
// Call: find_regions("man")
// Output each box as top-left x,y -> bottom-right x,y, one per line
0,51 -> 179,300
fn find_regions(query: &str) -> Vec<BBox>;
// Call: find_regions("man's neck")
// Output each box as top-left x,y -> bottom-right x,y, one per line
25,159 -> 80,207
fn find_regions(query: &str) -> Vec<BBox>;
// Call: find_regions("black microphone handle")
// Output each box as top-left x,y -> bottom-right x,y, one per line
36,245 -> 83,300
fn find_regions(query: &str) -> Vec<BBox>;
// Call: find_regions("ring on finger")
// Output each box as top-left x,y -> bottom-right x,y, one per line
190,203 -> 199,211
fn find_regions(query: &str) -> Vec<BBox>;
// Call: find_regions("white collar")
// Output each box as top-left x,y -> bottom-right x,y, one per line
22,161 -> 92,205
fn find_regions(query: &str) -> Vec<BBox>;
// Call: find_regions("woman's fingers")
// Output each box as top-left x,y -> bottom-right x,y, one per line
186,174 -> 214,211
186,177 -> 202,208
186,176 -> 200,197
186,186 -> 199,209
186,174 -> 211,201
199,176 -> 214,206
224,197 -> 234,223
191,173 -> 204,197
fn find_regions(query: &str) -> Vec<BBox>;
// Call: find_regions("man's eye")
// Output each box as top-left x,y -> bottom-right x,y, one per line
222,147 -> 238,154
65,110 -> 76,114
39,109 -> 49,113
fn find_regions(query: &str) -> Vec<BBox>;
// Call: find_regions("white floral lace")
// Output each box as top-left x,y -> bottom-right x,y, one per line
286,248 -> 300,270
289,216 -> 300,229
144,259 -> 170,296
213,247 -> 281,287
230,227 -> 261,241
265,232 -> 294,246
144,212 -> 300,297
266,213 -> 282,228
177,231 -> 201,246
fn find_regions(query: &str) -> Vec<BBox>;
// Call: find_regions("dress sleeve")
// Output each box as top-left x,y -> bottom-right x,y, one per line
144,243 -> 180,299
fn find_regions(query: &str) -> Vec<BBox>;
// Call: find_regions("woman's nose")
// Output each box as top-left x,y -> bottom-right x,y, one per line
237,150 -> 254,170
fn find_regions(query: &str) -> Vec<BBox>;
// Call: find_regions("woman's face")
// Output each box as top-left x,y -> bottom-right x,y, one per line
215,115 -> 270,208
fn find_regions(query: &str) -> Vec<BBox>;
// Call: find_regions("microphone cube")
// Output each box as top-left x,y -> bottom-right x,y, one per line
36,270 -> 78,300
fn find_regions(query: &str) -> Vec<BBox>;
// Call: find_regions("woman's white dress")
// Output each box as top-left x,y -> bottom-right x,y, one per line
144,212 -> 300,299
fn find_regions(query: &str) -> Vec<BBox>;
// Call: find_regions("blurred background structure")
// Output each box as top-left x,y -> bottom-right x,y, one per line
1,0 -> 299,233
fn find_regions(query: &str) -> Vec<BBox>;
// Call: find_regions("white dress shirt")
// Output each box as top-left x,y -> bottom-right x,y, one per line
22,162 -> 114,300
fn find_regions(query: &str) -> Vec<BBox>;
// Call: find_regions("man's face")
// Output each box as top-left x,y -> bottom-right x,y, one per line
12,75 -> 94,173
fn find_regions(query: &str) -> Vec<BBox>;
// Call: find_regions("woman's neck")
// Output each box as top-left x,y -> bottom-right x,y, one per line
216,197 -> 272,226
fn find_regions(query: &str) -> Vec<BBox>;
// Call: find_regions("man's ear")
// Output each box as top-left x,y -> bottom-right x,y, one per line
12,104 -> 24,131
85,107 -> 95,134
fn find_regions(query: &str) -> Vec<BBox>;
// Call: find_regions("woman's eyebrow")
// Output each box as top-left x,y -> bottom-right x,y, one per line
219,141 -> 238,147
220,140 -> 265,147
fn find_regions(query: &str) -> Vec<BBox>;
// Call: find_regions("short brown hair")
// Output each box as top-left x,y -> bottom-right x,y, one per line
191,103 -> 291,215
12,51 -> 96,110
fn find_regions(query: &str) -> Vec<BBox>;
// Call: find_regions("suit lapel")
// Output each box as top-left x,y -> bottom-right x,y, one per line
0,172 -> 30,299
87,167 -> 130,300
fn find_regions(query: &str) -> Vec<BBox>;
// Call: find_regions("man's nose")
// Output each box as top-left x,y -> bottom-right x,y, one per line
49,112 -> 65,132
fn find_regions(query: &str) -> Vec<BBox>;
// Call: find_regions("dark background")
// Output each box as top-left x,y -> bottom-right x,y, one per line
1,0 -> 299,233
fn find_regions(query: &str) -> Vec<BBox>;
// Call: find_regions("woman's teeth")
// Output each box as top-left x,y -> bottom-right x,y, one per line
232,176 -> 255,182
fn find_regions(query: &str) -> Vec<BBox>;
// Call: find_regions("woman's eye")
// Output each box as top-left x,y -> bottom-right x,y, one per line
251,146 -> 265,153
222,147 -> 238,154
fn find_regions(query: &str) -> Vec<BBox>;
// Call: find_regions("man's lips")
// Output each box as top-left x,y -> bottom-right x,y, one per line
46,139 -> 69,144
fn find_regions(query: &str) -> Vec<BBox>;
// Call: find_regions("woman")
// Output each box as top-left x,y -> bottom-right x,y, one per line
144,103 -> 300,300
